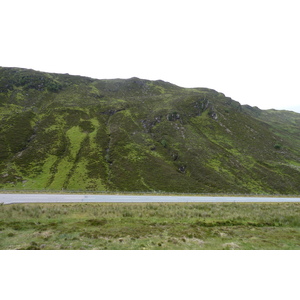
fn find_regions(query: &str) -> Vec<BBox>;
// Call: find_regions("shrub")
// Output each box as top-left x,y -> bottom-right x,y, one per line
161,139 -> 167,148
47,81 -> 63,92
274,144 -> 282,150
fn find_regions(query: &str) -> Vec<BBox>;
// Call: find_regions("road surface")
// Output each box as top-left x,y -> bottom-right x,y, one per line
1,193 -> 300,204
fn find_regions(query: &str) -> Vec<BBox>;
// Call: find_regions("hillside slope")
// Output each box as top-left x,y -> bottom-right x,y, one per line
1,67 -> 300,194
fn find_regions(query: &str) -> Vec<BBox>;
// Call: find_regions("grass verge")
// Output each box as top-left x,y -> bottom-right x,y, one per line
1,202 -> 300,250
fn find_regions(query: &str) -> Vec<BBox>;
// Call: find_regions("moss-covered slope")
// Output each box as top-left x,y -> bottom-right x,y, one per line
1,67 -> 300,194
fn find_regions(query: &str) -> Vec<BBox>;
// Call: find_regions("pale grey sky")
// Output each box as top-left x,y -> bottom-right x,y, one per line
1,0 -> 299,112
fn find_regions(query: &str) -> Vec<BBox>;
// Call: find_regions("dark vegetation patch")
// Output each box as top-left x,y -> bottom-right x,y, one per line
84,219 -> 107,226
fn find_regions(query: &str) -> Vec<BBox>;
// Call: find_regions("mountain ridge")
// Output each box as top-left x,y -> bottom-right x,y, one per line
1,66 -> 300,194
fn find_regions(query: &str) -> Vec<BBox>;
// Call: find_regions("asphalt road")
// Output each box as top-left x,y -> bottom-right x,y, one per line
1,193 -> 300,204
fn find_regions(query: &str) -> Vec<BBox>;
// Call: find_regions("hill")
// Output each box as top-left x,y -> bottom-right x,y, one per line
1,66 -> 300,194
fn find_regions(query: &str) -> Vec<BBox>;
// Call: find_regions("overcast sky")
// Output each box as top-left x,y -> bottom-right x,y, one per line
1,0 -> 299,112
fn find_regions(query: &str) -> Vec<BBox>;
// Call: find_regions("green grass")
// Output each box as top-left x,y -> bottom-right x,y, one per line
1,202 -> 300,250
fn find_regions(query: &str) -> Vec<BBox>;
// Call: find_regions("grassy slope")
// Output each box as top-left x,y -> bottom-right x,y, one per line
1,202 -> 300,250
1,67 -> 300,194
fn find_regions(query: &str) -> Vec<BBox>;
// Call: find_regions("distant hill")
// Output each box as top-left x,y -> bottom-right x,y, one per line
1,66 -> 300,194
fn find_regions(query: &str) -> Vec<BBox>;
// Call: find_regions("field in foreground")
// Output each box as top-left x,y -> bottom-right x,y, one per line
1,202 -> 300,250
